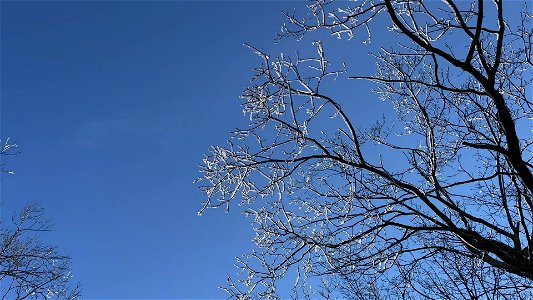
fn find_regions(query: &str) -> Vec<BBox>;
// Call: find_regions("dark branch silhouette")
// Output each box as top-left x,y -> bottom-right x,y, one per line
1,141 -> 81,300
198,1 -> 532,298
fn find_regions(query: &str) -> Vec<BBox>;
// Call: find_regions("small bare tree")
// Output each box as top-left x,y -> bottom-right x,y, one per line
198,0 -> 532,298
1,140 -> 81,300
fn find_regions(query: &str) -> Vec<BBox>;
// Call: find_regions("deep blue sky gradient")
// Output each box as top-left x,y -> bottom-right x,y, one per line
1,1 -> 388,298
0,2 -> 320,298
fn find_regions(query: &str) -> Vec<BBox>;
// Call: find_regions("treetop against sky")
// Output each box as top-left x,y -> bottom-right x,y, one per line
2,1 -> 297,298
2,0 -> 532,299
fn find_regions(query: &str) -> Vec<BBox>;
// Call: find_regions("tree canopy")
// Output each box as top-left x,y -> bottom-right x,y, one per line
198,0 -> 533,298
1,140 -> 81,300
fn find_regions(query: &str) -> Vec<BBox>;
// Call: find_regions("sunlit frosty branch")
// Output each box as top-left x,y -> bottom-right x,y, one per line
198,1 -> 533,298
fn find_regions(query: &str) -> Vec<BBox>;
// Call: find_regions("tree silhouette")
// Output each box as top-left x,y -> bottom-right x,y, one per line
198,0 -> 532,298
1,140 -> 81,300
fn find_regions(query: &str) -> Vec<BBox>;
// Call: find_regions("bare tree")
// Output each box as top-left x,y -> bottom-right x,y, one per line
1,140 -> 81,300
198,0 -> 533,298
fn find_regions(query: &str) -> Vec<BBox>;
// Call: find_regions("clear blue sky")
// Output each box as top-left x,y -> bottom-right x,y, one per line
0,1 -> 386,299
0,1 -> 296,298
